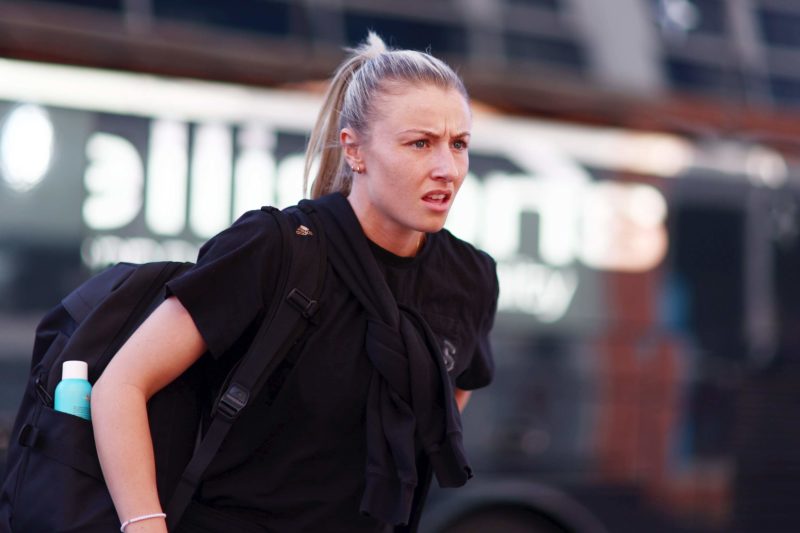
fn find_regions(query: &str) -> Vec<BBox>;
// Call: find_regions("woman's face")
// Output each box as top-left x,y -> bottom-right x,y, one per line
343,83 -> 471,255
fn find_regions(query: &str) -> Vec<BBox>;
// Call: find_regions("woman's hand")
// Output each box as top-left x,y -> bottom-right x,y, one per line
454,387 -> 471,412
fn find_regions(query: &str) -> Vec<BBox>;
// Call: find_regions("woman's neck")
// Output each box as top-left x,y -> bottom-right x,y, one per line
346,193 -> 424,257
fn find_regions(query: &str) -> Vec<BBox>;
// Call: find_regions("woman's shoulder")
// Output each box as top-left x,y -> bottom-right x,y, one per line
426,229 -> 498,315
431,229 -> 496,282
195,208 -> 282,259
229,207 -> 283,235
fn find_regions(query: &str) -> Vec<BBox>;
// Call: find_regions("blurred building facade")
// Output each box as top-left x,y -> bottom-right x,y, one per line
2,0 -> 800,122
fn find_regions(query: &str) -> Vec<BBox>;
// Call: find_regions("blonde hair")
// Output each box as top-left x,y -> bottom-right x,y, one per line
303,32 -> 469,199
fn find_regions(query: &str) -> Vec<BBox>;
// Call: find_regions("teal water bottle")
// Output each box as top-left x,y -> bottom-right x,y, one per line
54,360 -> 92,420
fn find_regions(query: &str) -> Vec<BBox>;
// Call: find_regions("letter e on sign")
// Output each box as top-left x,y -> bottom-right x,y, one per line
83,133 -> 143,230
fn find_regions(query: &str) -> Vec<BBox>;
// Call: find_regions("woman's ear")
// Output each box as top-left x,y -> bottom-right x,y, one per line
340,128 -> 363,171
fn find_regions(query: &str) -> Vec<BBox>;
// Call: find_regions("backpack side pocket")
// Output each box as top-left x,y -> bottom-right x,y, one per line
12,406 -> 117,533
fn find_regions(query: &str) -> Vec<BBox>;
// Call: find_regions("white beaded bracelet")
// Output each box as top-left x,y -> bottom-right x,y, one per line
120,512 -> 167,532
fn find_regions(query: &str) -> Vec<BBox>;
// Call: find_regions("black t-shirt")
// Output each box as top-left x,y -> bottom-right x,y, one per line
166,202 -> 498,533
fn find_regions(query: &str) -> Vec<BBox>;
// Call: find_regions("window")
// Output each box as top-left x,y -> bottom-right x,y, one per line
36,0 -> 124,12
665,58 -> 740,98
770,76 -> 800,108
344,13 -> 466,55
153,0 -> 291,36
759,8 -> 800,48
671,202 -> 745,356
689,0 -> 728,35
504,33 -> 585,69
506,0 -> 561,10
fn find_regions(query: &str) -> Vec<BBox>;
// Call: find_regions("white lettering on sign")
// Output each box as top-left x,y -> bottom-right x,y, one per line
467,172 -> 586,266
190,123 -> 232,238
580,181 -> 668,272
80,117 -> 669,323
146,120 -> 188,236
0,104 -> 54,193
81,235 -> 199,268
444,172 -> 482,244
450,173 -> 668,270
276,154 -> 307,209
83,133 -> 143,230
496,260 -> 579,322
234,125 -> 275,220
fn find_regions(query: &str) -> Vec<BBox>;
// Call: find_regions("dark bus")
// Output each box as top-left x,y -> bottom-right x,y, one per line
423,156 -> 800,533
1,60 -> 798,533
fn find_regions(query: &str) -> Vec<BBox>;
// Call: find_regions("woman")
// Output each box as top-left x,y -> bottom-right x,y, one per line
92,33 -> 498,533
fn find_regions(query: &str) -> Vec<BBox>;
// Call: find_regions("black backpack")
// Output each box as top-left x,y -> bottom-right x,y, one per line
0,204 -> 327,533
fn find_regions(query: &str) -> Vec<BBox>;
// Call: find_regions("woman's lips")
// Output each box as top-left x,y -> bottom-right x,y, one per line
422,191 -> 452,211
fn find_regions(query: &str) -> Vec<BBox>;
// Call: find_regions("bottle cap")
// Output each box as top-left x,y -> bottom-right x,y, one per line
62,360 -> 88,381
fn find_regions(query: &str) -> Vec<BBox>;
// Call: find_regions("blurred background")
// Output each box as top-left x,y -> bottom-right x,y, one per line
1,0 -> 800,531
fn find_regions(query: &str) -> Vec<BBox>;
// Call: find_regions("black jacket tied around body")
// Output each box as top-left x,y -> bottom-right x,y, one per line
309,193 -> 472,526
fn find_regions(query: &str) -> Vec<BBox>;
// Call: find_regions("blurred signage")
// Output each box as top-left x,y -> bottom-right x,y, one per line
0,104 -> 55,194
0,59 -> 677,323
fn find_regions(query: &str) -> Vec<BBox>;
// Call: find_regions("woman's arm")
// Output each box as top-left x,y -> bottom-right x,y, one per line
92,297 -> 207,533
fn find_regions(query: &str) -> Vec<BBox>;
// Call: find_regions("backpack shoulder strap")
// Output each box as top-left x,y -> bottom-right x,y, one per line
165,205 -> 326,530
61,263 -> 137,324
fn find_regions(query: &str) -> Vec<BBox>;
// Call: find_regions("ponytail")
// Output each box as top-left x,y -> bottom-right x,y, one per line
304,33 -> 386,198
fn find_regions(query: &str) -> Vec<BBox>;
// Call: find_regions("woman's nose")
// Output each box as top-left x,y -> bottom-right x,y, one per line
431,145 -> 458,182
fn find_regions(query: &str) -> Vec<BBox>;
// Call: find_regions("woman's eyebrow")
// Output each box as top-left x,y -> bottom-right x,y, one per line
398,128 -> 471,138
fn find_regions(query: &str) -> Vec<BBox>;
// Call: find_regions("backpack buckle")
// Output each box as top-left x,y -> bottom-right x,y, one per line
286,288 -> 319,319
216,383 -> 249,420
18,424 -> 40,447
